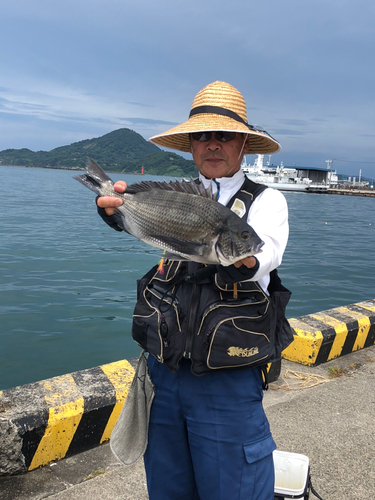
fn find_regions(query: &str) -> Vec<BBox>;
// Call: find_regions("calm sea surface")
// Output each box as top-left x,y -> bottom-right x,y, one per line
1,166 -> 374,390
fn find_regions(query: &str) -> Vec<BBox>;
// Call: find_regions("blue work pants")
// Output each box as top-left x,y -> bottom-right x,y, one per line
144,356 -> 276,500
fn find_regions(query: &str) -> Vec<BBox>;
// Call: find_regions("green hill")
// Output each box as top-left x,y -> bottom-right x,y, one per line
0,128 -> 196,177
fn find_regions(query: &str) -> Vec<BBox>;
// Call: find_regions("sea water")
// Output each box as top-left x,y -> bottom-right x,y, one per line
0,166 -> 374,390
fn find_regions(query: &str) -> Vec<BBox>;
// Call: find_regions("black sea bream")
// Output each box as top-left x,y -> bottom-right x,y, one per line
74,159 -> 264,266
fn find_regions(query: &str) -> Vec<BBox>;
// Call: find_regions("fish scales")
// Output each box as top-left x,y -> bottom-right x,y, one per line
74,159 -> 264,266
122,190 -> 225,241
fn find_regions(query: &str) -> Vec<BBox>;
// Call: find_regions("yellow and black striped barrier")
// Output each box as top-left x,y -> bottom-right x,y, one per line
0,359 -> 134,476
0,356 -> 280,476
283,299 -> 375,366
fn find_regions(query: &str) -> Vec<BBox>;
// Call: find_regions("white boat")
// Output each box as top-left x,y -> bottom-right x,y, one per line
241,155 -> 333,193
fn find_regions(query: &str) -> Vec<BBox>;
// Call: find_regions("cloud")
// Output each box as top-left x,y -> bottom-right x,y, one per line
125,102 -> 155,108
0,0 -> 374,176
272,129 -> 306,136
119,117 -> 177,126
278,119 -> 310,127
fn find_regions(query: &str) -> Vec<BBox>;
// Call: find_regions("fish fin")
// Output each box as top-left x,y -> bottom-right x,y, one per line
126,178 -> 217,200
73,158 -> 113,194
111,209 -> 127,231
73,173 -> 101,194
85,158 -> 113,183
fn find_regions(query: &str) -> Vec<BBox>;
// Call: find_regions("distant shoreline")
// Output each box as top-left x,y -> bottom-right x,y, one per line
327,188 -> 375,198
0,164 -> 144,175
2,164 -> 375,196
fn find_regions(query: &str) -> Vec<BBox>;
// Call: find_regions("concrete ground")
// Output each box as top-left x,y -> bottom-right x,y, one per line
1,345 -> 374,500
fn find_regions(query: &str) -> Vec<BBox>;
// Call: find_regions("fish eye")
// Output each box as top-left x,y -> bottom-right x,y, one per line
241,231 -> 250,240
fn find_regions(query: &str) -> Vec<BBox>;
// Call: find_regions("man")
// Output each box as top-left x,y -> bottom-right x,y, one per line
97,81 -> 289,500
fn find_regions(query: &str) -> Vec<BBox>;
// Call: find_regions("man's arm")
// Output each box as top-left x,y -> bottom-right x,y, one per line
219,188 -> 288,284
246,188 -> 289,280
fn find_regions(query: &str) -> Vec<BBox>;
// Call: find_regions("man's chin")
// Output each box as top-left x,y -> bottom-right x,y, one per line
202,160 -> 226,173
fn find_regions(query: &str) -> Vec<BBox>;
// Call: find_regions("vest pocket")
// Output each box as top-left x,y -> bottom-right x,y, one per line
206,316 -> 272,370
192,298 -> 273,374
132,285 -> 182,368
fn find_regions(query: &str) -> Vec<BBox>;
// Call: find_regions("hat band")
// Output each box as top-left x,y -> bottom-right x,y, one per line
189,105 -> 257,131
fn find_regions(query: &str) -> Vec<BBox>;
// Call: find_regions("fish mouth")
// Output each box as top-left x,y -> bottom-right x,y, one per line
254,240 -> 264,254
215,237 -> 265,266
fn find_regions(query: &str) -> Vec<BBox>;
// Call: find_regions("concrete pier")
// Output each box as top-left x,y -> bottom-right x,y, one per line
1,345 -> 374,500
0,298 -> 374,498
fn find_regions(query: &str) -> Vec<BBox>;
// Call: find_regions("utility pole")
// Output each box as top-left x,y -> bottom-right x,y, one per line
325,159 -> 333,185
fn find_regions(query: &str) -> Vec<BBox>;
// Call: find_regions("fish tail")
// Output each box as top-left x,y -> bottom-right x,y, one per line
73,158 -> 113,194
73,173 -> 101,194
85,158 -> 113,183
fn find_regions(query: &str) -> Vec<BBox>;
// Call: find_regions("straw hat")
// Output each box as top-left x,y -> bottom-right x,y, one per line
149,81 -> 281,154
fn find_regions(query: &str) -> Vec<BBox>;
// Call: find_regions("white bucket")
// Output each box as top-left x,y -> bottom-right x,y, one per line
273,450 -> 310,499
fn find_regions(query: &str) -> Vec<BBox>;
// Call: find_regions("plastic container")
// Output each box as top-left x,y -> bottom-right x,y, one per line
273,450 -> 310,499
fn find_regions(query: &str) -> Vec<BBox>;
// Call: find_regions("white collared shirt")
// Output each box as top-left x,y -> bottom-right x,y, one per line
199,169 -> 289,292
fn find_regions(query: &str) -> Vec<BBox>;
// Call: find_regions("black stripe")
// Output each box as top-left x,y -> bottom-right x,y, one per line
5,382 -> 50,469
322,310 -> 360,356
364,324 -> 375,348
340,326 -> 360,356
72,367 -> 117,411
67,405 -> 115,456
188,105 -> 263,133
22,424 -> 48,469
298,315 -> 337,365
67,368 -> 117,456
346,304 -> 375,320
345,304 -> 375,348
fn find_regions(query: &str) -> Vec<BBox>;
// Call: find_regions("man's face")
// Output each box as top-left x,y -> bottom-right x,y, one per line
190,131 -> 248,179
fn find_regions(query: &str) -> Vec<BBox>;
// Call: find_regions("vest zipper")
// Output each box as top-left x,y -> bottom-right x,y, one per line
183,281 -> 201,359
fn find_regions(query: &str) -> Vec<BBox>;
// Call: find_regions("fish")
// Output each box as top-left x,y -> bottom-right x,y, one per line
74,159 -> 264,267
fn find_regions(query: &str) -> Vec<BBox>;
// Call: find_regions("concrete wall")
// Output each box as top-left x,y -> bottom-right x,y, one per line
283,299 -> 375,365
0,360 -> 134,476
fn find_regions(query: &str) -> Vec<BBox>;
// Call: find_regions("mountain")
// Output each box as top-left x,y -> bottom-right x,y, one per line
0,128 -> 197,177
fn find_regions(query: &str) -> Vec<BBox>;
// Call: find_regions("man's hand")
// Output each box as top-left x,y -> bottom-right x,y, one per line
96,181 -> 127,216
233,256 -> 257,269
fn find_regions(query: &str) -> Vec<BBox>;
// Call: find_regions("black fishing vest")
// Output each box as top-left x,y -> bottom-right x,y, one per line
131,177 -> 293,375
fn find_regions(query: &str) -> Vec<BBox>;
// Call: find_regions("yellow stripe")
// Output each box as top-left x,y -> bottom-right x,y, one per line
29,374 -> 84,471
282,318 -> 324,366
99,359 -> 135,443
334,306 -> 370,351
356,300 -> 375,313
310,313 -> 348,360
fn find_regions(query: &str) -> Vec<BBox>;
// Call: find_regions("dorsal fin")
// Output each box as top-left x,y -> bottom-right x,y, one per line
125,178 -> 218,200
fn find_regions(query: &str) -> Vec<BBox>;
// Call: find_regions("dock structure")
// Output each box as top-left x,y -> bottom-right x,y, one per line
1,298 -> 374,476
327,188 -> 375,197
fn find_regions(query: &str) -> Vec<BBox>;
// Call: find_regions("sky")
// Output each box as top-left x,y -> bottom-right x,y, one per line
1,0 -> 374,178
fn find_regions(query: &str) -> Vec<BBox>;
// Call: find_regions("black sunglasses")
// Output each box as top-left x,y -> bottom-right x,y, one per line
191,131 -> 237,143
